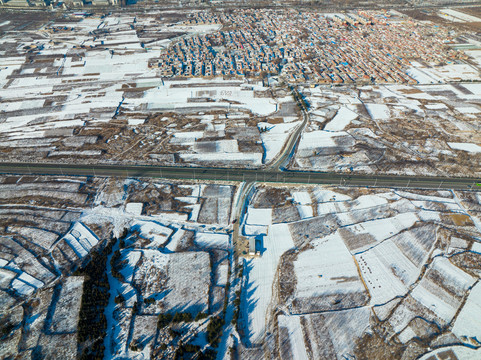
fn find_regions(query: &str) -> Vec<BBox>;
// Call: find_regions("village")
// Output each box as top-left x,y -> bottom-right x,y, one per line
150,9 -> 463,83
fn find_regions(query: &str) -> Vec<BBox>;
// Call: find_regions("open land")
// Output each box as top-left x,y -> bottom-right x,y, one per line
237,184 -> 481,359
1,8 -> 481,176
2,4 -> 481,360
0,174 -> 237,359
2,176 -> 481,359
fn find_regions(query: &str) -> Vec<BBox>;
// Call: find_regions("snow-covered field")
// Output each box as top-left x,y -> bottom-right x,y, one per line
292,83 -> 481,176
365,103 -> 390,120
242,216 -> 294,345
145,79 -> 281,116
408,63 -> 481,83
452,282 -> 481,343
448,142 -> 481,153
237,184 -> 481,358
294,232 -> 365,298
439,8 -> 481,22
2,175 -> 481,359
164,251 -> 211,313
324,106 -> 358,131
278,315 -> 309,359
0,13 -> 299,168
49,276 -> 84,333
0,175 -> 236,359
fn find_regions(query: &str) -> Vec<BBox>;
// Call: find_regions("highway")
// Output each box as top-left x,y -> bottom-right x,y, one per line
0,162 -> 480,191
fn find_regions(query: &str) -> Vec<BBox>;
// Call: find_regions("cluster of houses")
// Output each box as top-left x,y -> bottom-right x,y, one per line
1,0 -> 116,7
149,9 -> 462,84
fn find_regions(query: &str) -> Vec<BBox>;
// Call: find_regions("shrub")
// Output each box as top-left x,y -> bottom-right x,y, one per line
0,323 -> 14,339
143,297 -> 155,305
199,348 -> 217,360
206,316 -> 225,346
114,294 -> 124,304
194,312 -> 208,321
158,313 -> 173,328
173,312 -> 193,323
169,327 -> 182,338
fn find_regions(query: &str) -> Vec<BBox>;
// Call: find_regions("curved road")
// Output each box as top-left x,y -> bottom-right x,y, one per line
0,162 -> 479,191
268,87 -> 310,170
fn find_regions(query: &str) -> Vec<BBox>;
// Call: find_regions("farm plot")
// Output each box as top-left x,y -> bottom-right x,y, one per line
0,175 -> 237,359
0,175 -> 100,300
0,12 -> 300,168
291,83 -> 481,177
278,307 -> 371,360
291,232 -> 368,313
236,184 -> 481,360
241,221 -> 294,346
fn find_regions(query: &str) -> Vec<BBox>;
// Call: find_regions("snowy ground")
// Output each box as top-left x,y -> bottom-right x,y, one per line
241,221 -> 294,345
0,12 -> 299,168
292,83 -> 481,177
2,176 -> 481,359
237,183 -> 481,359
0,175 -> 236,359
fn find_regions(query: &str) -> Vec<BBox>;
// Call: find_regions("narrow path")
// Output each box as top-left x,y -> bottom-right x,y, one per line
216,181 -> 255,359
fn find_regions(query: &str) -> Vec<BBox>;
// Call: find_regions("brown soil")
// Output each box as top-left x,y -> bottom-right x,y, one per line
449,213 -> 473,227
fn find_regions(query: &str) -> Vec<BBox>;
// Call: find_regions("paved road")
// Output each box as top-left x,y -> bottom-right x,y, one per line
0,162 -> 480,191
268,88 -> 309,170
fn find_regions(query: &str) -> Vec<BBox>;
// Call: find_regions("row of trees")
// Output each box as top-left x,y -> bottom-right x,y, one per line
157,311 -> 209,329
75,233 -> 124,360
156,310 -> 217,359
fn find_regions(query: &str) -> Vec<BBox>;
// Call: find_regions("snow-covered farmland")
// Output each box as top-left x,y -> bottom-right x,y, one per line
236,184 -> 481,359
365,103 -> 390,120
2,176 -> 481,359
0,175 -> 236,359
439,8 -> 481,23
452,282 -> 481,344
324,106 -> 358,131
293,84 -> 481,177
49,277 -> 84,334
293,232 -> 367,302
448,142 -> 481,153
242,222 -> 294,345
0,13 -> 299,168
